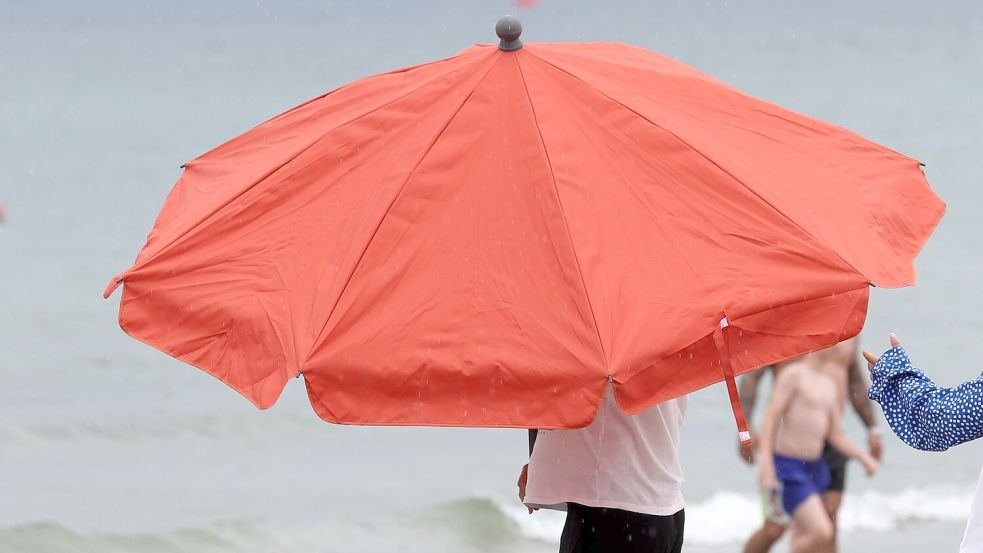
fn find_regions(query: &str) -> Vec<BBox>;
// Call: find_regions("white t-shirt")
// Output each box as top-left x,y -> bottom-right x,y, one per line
523,384 -> 687,516
961,466 -> 983,552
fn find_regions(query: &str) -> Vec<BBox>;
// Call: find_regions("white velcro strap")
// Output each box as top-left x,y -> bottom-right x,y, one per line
739,431 -> 752,442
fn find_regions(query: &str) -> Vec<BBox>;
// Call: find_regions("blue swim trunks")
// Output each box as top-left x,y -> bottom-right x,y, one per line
773,453 -> 831,515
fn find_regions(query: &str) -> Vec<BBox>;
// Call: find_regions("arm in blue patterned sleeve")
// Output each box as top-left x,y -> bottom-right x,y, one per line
867,346 -> 983,452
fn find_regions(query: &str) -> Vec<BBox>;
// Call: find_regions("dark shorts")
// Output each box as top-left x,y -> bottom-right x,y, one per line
821,442 -> 849,492
559,503 -> 684,553
774,453 -> 831,515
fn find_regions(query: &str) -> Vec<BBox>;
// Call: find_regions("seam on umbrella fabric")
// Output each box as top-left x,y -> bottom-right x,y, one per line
740,103 -> 922,166
121,49 -> 497,278
535,46 -> 926,177
193,46 -> 495,162
728,281 -> 869,324
524,49 -> 869,284
514,52 -> 610,373
304,54 -> 503,365
533,43 -> 736,91
525,54 -> 712,307
260,46 -> 493,129
268,259 -> 302,373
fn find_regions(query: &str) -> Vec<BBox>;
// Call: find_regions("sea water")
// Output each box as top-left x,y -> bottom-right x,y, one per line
2,1 -> 982,551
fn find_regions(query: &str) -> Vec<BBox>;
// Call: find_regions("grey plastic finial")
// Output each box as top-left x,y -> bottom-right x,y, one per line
496,16 -> 523,51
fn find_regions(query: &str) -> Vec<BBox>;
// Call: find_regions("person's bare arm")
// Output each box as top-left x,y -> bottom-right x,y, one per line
827,401 -> 879,475
739,370 -> 766,418
848,355 -> 884,460
737,369 -> 766,463
757,369 -> 797,490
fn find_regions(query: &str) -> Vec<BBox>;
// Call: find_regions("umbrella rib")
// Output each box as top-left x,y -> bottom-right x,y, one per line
255,47 -> 493,130
537,75 -> 713,300
304,55 -> 502,366
514,53 -> 610,373
114,50 -> 498,283
524,51 -> 868,282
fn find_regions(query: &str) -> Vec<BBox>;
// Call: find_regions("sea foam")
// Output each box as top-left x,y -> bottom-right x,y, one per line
499,487 -> 975,546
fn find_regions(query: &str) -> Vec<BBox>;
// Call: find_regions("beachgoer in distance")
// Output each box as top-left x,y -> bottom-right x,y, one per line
865,334 -> 983,553
740,337 -> 884,553
517,384 -> 687,553
756,344 -> 880,553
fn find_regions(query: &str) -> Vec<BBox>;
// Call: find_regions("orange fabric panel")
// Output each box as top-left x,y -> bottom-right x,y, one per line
517,50 -> 870,379
305,54 -> 606,428
527,43 -> 944,287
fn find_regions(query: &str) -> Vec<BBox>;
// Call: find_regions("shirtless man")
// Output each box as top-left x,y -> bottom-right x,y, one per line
741,338 -> 884,552
757,344 -> 879,552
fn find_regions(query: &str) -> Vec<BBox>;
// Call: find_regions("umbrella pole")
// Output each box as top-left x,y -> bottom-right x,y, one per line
714,316 -> 752,446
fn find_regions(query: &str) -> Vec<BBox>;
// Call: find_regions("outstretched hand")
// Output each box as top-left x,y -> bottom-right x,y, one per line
738,439 -> 755,465
862,333 -> 902,373
737,426 -> 757,464
868,432 -> 884,462
861,454 -> 880,477
758,463 -> 778,493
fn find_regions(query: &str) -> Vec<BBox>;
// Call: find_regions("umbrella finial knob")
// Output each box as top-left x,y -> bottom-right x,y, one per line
496,16 -> 523,52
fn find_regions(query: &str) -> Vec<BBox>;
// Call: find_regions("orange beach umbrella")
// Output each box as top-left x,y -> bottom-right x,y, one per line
104,18 -> 944,439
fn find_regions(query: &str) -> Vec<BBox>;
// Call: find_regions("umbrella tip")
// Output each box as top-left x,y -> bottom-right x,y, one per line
496,16 -> 523,51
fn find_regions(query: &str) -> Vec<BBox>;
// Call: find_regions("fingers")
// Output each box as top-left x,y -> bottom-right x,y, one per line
868,436 -> 884,461
769,492 -> 782,516
518,464 -> 535,514
740,442 -> 755,464
863,333 -> 903,372
517,464 -> 529,503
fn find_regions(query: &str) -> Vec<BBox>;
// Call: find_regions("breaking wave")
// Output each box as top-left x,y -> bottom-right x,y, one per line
1,489 -> 972,552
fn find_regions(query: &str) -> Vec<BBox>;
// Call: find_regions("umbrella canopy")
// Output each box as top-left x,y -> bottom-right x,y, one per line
105,18 -> 944,432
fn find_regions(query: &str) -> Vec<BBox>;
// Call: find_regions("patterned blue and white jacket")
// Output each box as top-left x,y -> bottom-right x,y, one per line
868,346 -> 983,452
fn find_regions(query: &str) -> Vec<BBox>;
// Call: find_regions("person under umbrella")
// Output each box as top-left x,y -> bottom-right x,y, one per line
519,386 -> 687,552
